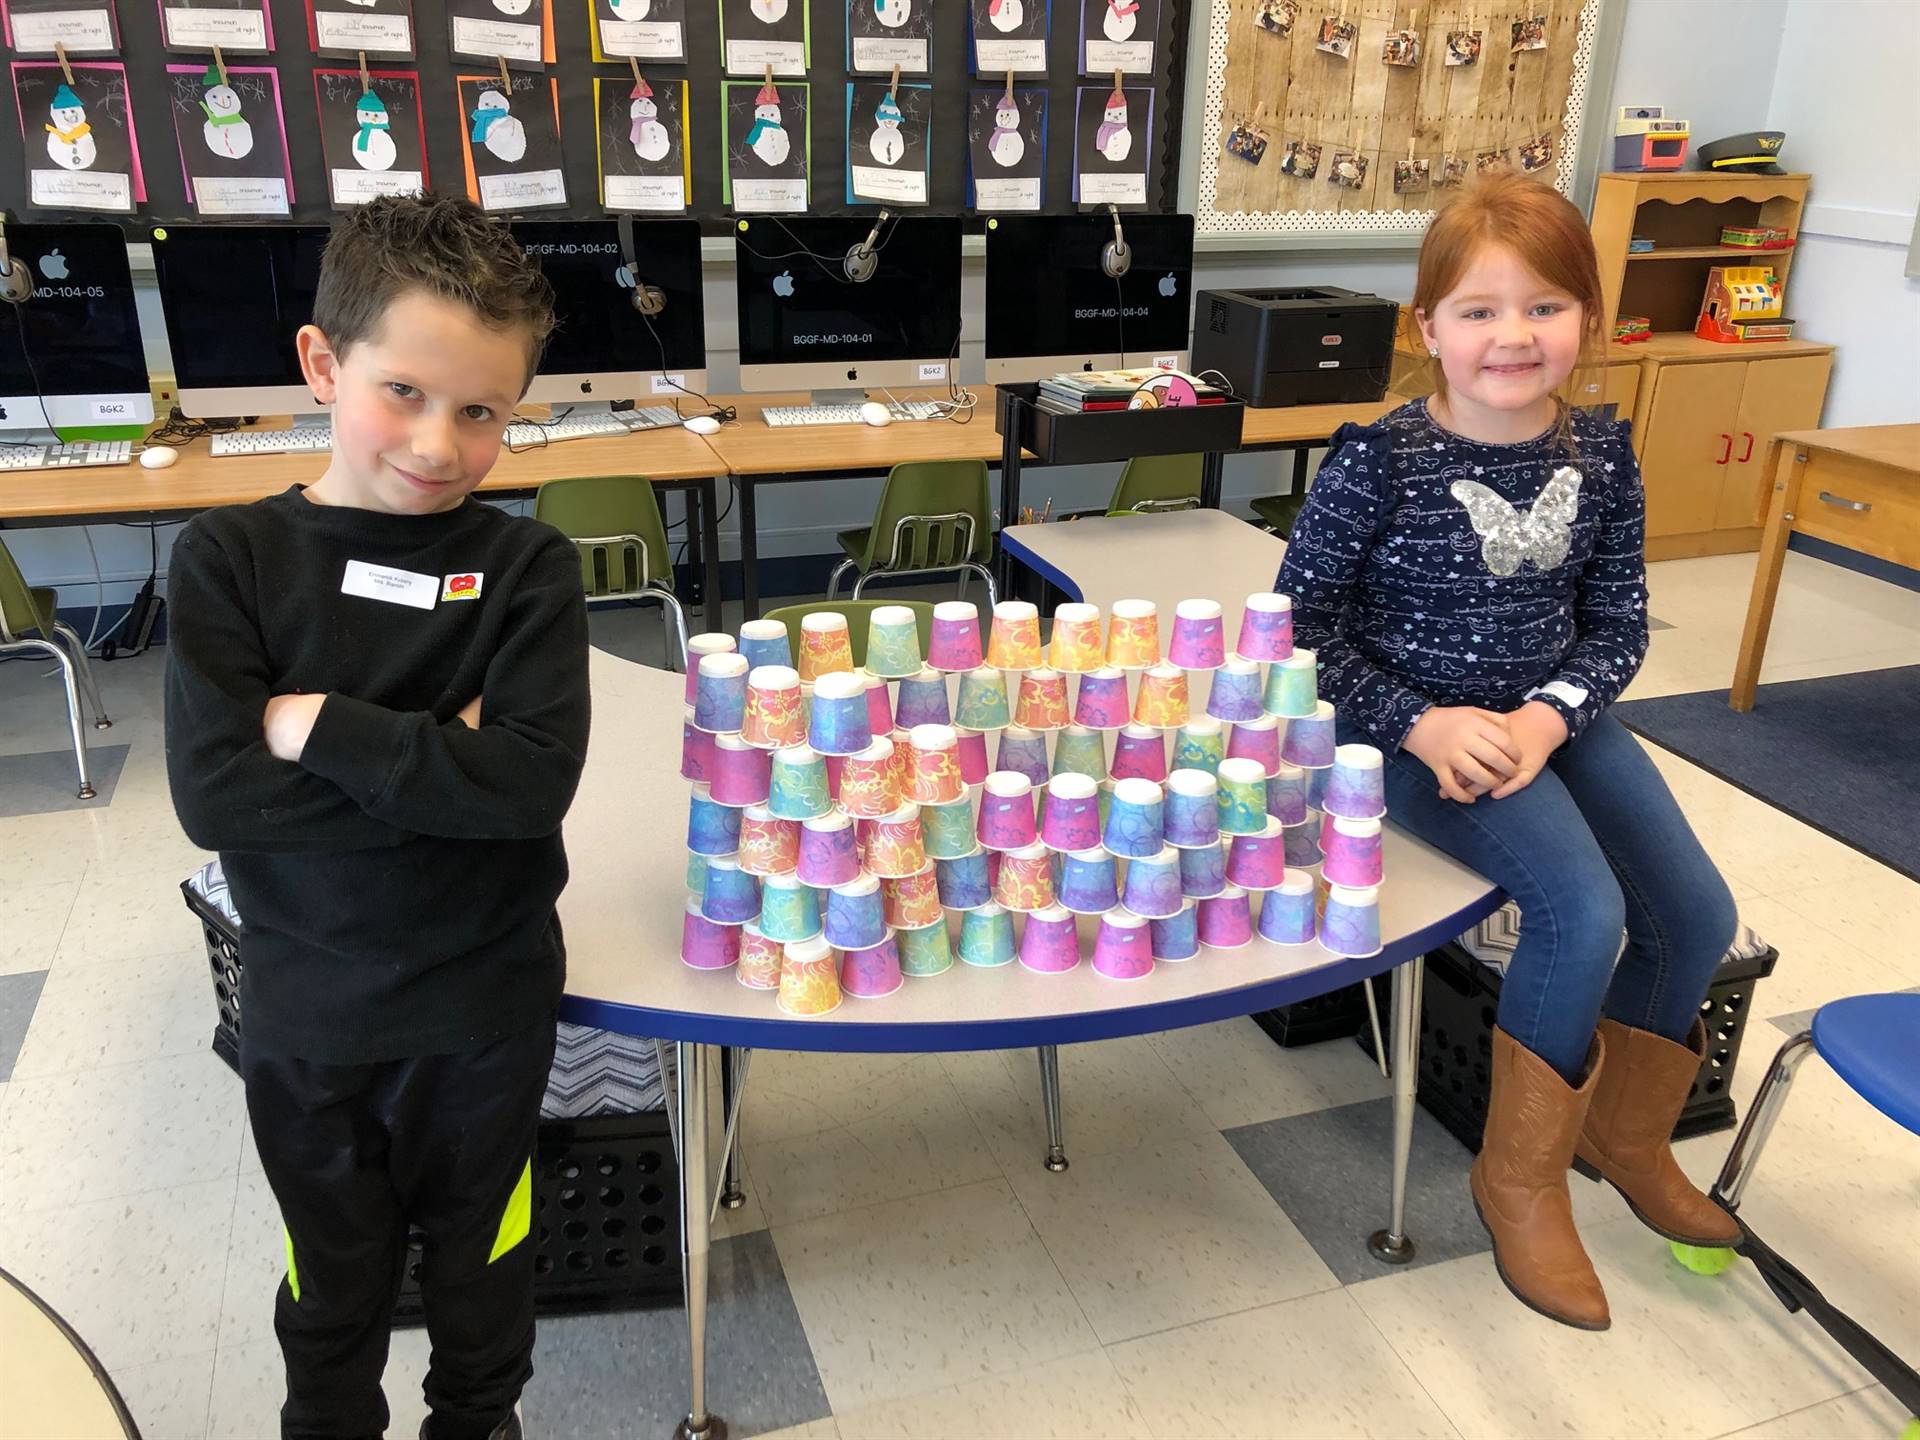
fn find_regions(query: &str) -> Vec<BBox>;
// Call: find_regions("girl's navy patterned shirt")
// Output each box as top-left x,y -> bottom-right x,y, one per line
1273,397 -> 1648,752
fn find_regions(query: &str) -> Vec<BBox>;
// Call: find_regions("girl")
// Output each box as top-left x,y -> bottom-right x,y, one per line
1275,173 -> 1739,1331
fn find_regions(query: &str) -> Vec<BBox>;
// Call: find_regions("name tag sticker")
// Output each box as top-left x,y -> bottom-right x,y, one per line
341,559 -> 439,610
442,572 -> 485,602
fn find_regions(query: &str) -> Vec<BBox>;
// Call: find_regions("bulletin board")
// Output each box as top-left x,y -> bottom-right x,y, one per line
1191,0 -> 1615,241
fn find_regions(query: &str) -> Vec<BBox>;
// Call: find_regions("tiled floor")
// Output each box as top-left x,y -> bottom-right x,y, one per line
0,548 -> 1916,1440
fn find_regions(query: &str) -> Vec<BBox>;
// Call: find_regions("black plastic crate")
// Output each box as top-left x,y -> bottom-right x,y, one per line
995,383 -> 1245,465
181,878 -> 243,1073
1358,941 -> 1778,1154
1252,983 -> 1368,1048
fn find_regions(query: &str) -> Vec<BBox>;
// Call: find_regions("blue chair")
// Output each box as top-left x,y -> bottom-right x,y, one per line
1681,993 -> 1919,1428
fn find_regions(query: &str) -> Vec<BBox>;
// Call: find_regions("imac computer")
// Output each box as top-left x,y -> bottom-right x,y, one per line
984,212 -> 1196,384
512,218 -> 708,409
0,222 -> 152,439
734,214 -> 963,399
149,223 -> 330,424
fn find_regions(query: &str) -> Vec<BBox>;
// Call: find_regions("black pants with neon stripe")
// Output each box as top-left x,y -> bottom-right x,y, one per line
240,1016 -> 557,1440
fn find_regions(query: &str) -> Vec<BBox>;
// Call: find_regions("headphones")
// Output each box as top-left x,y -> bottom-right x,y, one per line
843,208 -> 890,283
1100,204 -> 1132,279
0,216 -> 32,305
615,213 -> 666,317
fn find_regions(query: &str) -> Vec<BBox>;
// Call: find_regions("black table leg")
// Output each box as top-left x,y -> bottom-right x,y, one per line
1201,451 -> 1226,510
996,415 -> 1023,600
739,476 -> 761,622
701,478 -> 725,633
1292,446 -> 1311,496
677,483 -> 704,610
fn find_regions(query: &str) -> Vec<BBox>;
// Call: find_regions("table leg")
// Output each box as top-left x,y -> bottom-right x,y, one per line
738,477 -> 761,623
996,418 -> 1023,600
1731,441 -> 1804,713
674,1041 -> 727,1440
1368,955 -> 1425,1265
718,1047 -> 746,1211
1291,447 -> 1310,496
1036,1044 -> 1068,1173
1200,452 -> 1225,510
701,479 -> 726,635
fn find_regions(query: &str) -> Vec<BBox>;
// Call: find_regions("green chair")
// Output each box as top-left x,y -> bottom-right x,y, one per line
762,600 -> 935,672
1106,453 -> 1203,516
1250,491 -> 1309,538
0,536 -> 110,799
533,475 -> 689,671
827,459 -> 997,606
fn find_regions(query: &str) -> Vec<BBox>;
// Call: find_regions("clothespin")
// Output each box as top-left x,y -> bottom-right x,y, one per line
212,45 -> 228,86
1003,68 -> 1014,103
888,63 -> 900,100
764,63 -> 774,87
358,50 -> 370,91
629,55 -> 642,85
1112,68 -> 1123,98
498,55 -> 511,90
54,41 -> 75,87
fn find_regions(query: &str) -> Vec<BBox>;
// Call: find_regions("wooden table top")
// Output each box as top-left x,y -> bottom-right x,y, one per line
702,390 -> 1012,476
1773,423 -> 1920,476
1236,395 -> 1404,446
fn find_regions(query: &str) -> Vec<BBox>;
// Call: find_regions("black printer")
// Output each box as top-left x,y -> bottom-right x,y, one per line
1190,286 -> 1397,407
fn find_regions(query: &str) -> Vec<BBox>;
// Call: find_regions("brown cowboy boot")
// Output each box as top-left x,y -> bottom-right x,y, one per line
1572,1017 -> 1742,1247
1470,1027 -> 1611,1330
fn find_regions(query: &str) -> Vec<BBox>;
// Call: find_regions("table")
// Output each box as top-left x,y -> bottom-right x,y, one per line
998,508 -> 1285,614
0,1264 -> 137,1440
1732,424 -> 1920,711
562,640 -> 1501,1440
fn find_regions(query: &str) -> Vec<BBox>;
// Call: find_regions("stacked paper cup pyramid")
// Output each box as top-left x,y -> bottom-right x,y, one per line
677,594 -> 1390,1015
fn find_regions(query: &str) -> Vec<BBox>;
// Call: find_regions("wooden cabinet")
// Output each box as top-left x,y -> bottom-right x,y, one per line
1720,355 -> 1831,528
1639,362 -> 1748,540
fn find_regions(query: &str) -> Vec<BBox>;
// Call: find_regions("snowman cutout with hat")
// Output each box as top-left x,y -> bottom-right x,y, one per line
630,77 -> 670,161
470,87 -> 527,163
45,83 -> 98,172
874,0 -> 910,26
200,66 -> 255,160
869,91 -> 905,165
352,88 -> 396,171
1095,86 -> 1131,162
1102,0 -> 1140,41
987,0 -> 1023,32
746,80 -> 789,166
987,93 -> 1023,167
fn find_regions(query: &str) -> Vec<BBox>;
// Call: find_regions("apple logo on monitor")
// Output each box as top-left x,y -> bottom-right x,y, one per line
1158,273 -> 1177,298
40,250 -> 68,281
772,270 -> 795,298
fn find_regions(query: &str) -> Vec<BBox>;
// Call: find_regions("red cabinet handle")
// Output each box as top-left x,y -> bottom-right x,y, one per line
1740,432 -> 1755,463
1717,434 -> 1732,465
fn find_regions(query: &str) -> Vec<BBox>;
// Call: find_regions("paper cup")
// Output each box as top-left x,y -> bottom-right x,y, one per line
808,671 -> 874,757
1216,757 -> 1270,836
685,633 -> 738,705
1321,815 -> 1385,888
995,725 -> 1051,789
1163,767 -> 1222,849
737,618 -> 792,672
935,849 -> 993,911
1168,599 -> 1227,670
797,811 -> 861,888
919,795 -> 978,860
1121,844 -> 1185,920
1279,700 -> 1337,769
1047,602 -> 1106,672
798,611 -> 855,682
693,652 -> 750,734
886,726 -> 916,795
882,863 -> 944,930
1263,649 -> 1320,720
1226,816 -> 1289,890
1206,658 -> 1265,724
1110,724 -> 1169,784
685,851 -> 709,896
897,917 -> 955,978
766,744 -> 831,820
1132,664 -> 1191,729
1322,883 -> 1382,958
835,737 -> 899,820
758,871 -> 823,942
1325,744 -> 1387,820
993,841 -> 1057,912
1105,599 -> 1161,669
1257,870 -> 1318,945
1102,775 -> 1166,859
1013,668 -> 1071,732
1235,593 -> 1294,663
777,935 -> 842,1017
710,734 -> 773,808
928,601 -> 984,672
860,671 -> 895,739
865,605 -> 923,679
1150,902 -> 1200,961
1049,724 -> 1109,784
954,727 -> 990,786
1197,885 -> 1255,949
904,723 -> 966,806
740,664 -> 806,750
976,771 -> 1038,851
1266,763 -> 1309,826
736,921 -> 783,989
1019,904 -> 1082,973
823,873 -> 887,951
1040,772 -> 1102,853
687,784 -> 745,856
1058,847 -> 1121,914
958,903 -> 1017,967
1091,908 -> 1154,980
894,668 -> 951,729
681,710 -> 717,782
1178,840 -> 1229,899
954,667 -> 1012,731
1227,715 -> 1283,778
986,600 -> 1044,671
737,804 -> 800,876
1306,763 -> 1333,813
681,897 -> 742,970
1282,814 -> 1324,868
1170,717 -> 1225,777
1073,668 -> 1132,730
860,802 -> 928,879
700,854 -> 761,925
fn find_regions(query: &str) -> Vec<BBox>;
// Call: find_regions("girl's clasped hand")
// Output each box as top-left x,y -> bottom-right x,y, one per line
1403,698 -> 1570,803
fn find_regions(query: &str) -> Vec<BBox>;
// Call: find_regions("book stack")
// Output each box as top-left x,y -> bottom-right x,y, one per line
1035,367 -> 1232,415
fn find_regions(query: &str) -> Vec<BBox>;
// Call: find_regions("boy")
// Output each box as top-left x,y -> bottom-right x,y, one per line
164,194 -> 589,1440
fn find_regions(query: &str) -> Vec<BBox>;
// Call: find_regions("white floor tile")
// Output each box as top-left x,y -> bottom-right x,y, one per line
111,1350 -> 216,1440
218,1172 -> 285,1354
1147,1015 -> 1392,1130
1772,872 -> 1920,986
740,1050 -> 968,1146
758,1418 -> 844,1440
207,1326 -> 433,1440
1109,1288 -> 1461,1439
1720,1386 -> 1916,1440
8,948 -> 212,1078
0,877 -> 79,976
773,1178 -> 1099,1412
1729,898 -> 1906,1017
834,1349 -> 1154,1440
1004,1126 -> 1336,1344
54,859 -> 211,969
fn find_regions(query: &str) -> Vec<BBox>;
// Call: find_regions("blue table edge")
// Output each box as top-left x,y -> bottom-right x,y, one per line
996,530 -> 1083,602
559,888 -> 1507,1052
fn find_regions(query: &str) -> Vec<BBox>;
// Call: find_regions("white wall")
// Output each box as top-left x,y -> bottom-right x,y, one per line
1609,0 -> 1789,155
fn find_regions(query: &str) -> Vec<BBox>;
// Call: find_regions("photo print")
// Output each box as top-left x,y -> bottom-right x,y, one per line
848,0 -> 930,74
1381,26 -> 1417,65
969,0 -> 1045,74
590,0 -> 686,61
1278,136 -> 1319,178
1072,82 -> 1149,205
1437,151 -> 1465,187
1391,156 -> 1428,193
456,71 -> 565,210
1519,129 -> 1554,171
1081,0 -> 1155,75
314,69 -> 426,207
447,0 -> 552,67
1252,0 -> 1295,37
1444,27 -> 1479,64
159,0 -> 270,51
847,79 -> 929,204
307,0 -> 412,58
597,72 -> 689,210
1475,145 -> 1509,174
720,0 -> 807,75
966,84 -> 1043,210
1510,13 -> 1544,49
166,61 -> 291,215
1224,115 -> 1268,165
722,76 -> 808,212
1326,147 -> 1366,189
1313,13 -> 1352,57
12,60 -> 142,211
1,0 -> 122,54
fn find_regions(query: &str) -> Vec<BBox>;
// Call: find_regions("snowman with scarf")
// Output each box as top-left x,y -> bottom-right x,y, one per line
351,88 -> 396,172
1103,0 -> 1140,41
630,76 -> 670,161
469,87 -> 526,163
44,83 -> 97,171
987,93 -> 1023,167
1095,85 -> 1131,163
746,80 -> 789,166
869,91 -> 905,165
200,66 -> 255,160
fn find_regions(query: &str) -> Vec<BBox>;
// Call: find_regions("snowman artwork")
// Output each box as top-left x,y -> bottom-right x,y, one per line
493,0 -> 534,14
44,84 -> 98,172
987,95 -> 1023,168
987,0 -> 1022,31
629,77 -> 670,162
352,89 -> 396,171
1095,86 -> 1131,163
200,67 -> 255,160
470,87 -> 527,163
869,92 -> 904,165
1102,0 -> 1140,41
745,80 -> 789,166
749,0 -> 788,24
874,0 -> 910,27
608,0 -> 651,14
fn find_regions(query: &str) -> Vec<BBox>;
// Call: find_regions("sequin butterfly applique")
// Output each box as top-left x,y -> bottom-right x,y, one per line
1449,465 -> 1582,576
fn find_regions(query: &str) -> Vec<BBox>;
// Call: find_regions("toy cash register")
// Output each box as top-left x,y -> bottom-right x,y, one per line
1696,265 -> 1794,343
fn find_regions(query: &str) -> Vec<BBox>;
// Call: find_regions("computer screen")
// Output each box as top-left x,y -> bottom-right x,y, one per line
734,215 -> 963,392
513,218 -> 709,405
984,214 -> 1196,383
0,222 -> 152,434
149,224 -> 329,419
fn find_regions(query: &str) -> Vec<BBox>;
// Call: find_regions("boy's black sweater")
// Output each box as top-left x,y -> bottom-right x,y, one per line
164,486 -> 591,1064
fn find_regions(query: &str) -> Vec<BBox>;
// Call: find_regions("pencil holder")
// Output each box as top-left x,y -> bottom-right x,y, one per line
995,725 -> 1051,789
1013,669 -> 1071,731
986,600 -> 1044,670
1102,776 -> 1166,859
797,812 -> 860,888
919,795 -> 978,860
1306,764 -> 1333,813
928,601 -> 984,672
681,710 -> 717,782
1225,817 -> 1289,890
1324,744 -> 1387,820
935,849 -> 993,911
1206,659 -> 1265,724
1091,908 -> 1154,981
710,734 -> 772,808
953,667 -> 1012,731
685,633 -> 737,705
1235,593 -> 1294,663
954,727 -> 990,785
742,665 -> 805,750
687,785 -> 745,856
976,771 -> 1038,851
861,671 -> 895,740
1110,724 -> 1169,784
1321,884 -> 1382,959
894,668 -> 951,729
897,917 -> 954,978
958,903 -> 1017,968
758,871 -> 823,943
1121,845 -> 1184,920
798,611 -> 855,682
865,605 -> 923,679
1040,772 -> 1103,853
1282,815 -> 1324,868
1227,715 -> 1283,777
1018,904 -> 1082,974
699,855 -> 761,926
737,804 -> 800,876
1133,664 -> 1191,729
766,744 -> 830,820
1047,602 -> 1106,672
692,653 -> 750,734
1168,599 -> 1227,670
1178,839 -> 1229,899
1263,649 -> 1319,720
736,922 -> 783,989
1321,815 -> 1385,888
905,724 -> 966,806
737,618 -> 792,672
1197,886 -> 1255,949
1150,901 -> 1200,961
993,842 -> 1056,913
882,863 -> 944,930
1105,599 -> 1161,669
681,897 -> 742,970
1279,700 -> 1337,769
834,737 -> 899,820
1257,871 -> 1318,945
1170,717 -> 1225,777
824,873 -> 887,951
807,672 -> 873,757
777,936 -> 842,1017
1072,668 -> 1132,730
1050,725 -> 1109,784
1265,763 -> 1309,826
860,802 -> 928,879
1164,768 -> 1221,849
1058,847 -> 1121,914
1215,757 -> 1270,836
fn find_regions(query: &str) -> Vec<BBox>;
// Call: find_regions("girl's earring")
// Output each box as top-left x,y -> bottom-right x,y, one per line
1427,347 -> 1439,357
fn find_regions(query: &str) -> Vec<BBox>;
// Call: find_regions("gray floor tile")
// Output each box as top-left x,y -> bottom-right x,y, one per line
1770,983 -> 1920,1036
0,745 -> 129,817
0,969 -> 48,1079
520,1230 -> 830,1440
1224,1095 -> 1486,1284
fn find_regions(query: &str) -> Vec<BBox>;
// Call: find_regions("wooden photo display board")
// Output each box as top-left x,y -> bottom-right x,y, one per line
1197,0 -> 1607,238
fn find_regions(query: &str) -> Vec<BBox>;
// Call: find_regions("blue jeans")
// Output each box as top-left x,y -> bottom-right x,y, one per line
1364,710 -> 1738,1083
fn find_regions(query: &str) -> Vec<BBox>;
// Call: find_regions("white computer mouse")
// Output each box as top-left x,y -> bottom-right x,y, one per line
139,446 -> 178,470
683,415 -> 721,435
859,401 -> 893,428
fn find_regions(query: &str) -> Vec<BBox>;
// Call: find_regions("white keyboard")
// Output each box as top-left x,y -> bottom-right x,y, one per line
615,405 -> 685,431
0,441 -> 134,470
504,407 -> 686,446
762,401 -> 943,428
210,427 -> 333,458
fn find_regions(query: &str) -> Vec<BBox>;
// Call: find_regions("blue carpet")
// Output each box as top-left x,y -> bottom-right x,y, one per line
1614,665 -> 1920,883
